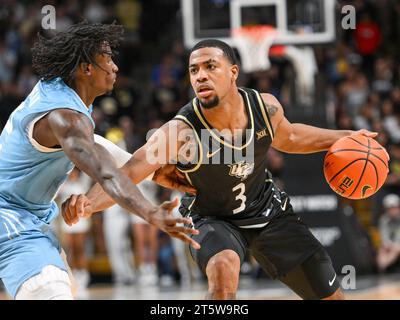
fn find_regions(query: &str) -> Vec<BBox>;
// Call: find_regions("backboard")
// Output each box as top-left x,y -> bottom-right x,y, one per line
181,0 -> 336,48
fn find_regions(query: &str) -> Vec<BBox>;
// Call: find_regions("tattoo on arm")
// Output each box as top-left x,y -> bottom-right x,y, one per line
265,104 -> 278,117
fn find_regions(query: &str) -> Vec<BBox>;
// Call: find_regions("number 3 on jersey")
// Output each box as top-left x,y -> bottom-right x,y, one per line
232,183 -> 246,214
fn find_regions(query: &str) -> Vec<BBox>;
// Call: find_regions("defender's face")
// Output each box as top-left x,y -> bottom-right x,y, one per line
92,44 -> 119,94
189,47 -> 238,109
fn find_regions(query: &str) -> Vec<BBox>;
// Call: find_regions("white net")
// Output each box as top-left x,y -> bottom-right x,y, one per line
233,25 -> 318,106
232,25 -> 278,73
284,46 -> 317,106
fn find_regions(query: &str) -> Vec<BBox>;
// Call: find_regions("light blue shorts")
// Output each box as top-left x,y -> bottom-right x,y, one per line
0,229 -> 67,298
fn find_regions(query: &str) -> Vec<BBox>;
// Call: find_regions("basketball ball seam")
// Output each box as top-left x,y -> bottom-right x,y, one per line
328,158 -> 369,184
325,149 -> 388,169
348,138 -> 371,197
347,137 -> 382,150
367,158 -> 379,190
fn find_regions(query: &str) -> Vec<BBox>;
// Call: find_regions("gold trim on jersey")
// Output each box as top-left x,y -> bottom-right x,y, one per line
253,89 -> 274,140
185,172 -> 194,186
184,172 -> 196,212
174,115 -> 203,173
188,197 -> 196,211
192,88 -> 254,150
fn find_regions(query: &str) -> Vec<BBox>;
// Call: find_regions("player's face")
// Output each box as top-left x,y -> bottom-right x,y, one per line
91,45 -> 119,94
189,47 -> 238,109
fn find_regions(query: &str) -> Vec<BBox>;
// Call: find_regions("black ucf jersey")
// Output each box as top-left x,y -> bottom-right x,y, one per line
174,87 -> 289,228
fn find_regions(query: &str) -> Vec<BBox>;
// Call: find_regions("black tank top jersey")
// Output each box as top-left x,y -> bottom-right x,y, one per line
174,88 -> 289,228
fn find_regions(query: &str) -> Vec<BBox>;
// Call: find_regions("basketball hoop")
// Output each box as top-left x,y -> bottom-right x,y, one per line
232,25 -> 278,73
232,25 -> 318,106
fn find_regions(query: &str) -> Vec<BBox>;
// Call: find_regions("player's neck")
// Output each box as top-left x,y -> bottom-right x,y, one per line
200,89 -> 246,132
70,81 -> 96,108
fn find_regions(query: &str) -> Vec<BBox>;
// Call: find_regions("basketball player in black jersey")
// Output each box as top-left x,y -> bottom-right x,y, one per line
62,40 -> 377,300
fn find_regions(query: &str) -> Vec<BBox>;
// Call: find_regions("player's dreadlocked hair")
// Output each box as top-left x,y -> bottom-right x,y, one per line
32,21 -> 124,85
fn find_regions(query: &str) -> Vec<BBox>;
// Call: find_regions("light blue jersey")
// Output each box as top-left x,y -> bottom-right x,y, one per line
0,77 -> 94,297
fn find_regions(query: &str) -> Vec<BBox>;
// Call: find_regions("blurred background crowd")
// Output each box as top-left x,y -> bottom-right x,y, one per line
0,0 -> 400,297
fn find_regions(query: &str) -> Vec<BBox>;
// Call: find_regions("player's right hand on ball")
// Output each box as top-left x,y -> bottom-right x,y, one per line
62,194 -> 93,226
351,129 -> 378,138
148,197 -> 201,250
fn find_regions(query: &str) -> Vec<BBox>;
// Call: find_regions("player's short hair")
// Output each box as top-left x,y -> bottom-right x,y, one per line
190,39 -> 237,65
32,21 -> 123,85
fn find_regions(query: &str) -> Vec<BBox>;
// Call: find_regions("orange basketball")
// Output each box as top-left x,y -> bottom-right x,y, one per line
324,134 -> 389,200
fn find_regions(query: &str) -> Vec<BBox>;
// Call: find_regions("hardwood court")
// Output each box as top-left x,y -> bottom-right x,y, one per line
2,274 -> 400,300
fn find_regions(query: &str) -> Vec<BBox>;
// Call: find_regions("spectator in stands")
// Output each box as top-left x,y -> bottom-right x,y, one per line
102,127 -> 136,286
382,99 -> 400,143
151,54 -> 182,87
57,168 -> 92,297
353,12 -> 382,77
338,67 -> 369,118
118,116 -> 142,153
0,38 -> 17,85
385,143 -> 400,194
84,0 -> 108,23
353,101 -> 376,131
168,189 -> 202,287
17,65 -> 37,97
130,179 -> 160,286
115,0 -> 142,44
372,58 -> 394,99
152,73 -> 185,121
377,194 -> 400,272
391,87 -> 400,115
129,119 -> 164,286
336,112 -> 355,131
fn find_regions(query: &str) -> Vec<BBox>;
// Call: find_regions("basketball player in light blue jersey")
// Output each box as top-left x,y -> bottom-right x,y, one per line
0,22 -> 199,300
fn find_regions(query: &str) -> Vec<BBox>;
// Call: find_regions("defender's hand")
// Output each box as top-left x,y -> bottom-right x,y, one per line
153,164 -> 197,194
62,194 -> 93,226
148,198 -> 201,250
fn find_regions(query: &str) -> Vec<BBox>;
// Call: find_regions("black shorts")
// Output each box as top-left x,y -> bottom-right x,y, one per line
189,208 -> 340,300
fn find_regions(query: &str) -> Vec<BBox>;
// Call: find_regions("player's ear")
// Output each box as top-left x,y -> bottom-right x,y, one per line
231,64 -> 239,83
79,62 -> 92,76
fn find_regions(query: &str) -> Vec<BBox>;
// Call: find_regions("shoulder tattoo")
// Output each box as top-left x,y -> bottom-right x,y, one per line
265,104 -> 278,117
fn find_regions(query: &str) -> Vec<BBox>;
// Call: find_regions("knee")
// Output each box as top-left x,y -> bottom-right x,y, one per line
206,250 -> 240,281
16,265 -> 73,300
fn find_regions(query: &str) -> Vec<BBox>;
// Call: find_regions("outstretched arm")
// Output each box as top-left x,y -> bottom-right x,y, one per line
85,146 -> 160,212
50,110 -> 199,248
83,120 -> 195,212
48,109 -> 157,218
262,93 -> 377,154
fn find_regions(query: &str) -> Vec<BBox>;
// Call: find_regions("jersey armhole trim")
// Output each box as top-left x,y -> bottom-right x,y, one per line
253,90 -> 275,140
25,106 -> 95,153
27,112 -> 63,153
174,115 -> 203,173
